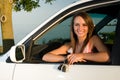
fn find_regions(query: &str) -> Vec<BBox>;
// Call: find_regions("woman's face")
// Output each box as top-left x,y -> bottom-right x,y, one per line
73,16 -> 88,39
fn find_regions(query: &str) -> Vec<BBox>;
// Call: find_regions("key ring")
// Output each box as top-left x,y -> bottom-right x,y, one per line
58,58 -> 69,72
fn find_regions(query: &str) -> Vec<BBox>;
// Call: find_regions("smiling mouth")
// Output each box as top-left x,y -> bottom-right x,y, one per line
77,30 -> 84,34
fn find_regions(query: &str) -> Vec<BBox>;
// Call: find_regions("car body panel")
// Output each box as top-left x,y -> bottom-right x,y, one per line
13,64 -> 120,80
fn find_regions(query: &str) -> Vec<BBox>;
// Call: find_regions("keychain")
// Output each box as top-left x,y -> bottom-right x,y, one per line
57,50 -> 72,72
58,58 -> 69,72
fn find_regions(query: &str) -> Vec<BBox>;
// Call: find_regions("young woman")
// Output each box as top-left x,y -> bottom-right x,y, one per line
42,12 -> 110,65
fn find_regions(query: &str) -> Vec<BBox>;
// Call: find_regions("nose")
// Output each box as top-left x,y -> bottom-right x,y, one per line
78,25 -> 83,30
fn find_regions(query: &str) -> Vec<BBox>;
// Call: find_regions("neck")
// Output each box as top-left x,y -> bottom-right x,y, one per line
77,36 -> 87,44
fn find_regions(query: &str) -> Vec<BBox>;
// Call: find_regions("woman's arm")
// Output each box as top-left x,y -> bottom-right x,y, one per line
42,43 -> 70,62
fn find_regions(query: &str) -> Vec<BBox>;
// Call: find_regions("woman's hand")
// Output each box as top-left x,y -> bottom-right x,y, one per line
67,53 -> 86,65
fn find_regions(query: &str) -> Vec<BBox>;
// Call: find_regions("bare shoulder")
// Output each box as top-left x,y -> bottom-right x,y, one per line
90,35 -> 101,41
89,35 -> 103,45
90,35 -> 107,49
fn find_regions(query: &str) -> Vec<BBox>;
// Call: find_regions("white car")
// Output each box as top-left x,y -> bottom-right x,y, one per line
0,0 -> 120,80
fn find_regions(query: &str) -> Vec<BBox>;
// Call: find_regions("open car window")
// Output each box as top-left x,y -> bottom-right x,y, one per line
25,1 -> 120,65
30,14 -> 116,64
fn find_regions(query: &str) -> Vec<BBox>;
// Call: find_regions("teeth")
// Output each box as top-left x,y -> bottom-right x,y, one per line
78,31 -> 83,34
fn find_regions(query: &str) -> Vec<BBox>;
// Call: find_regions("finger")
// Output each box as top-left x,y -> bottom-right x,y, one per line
68,55 -> 77,64
79,59 -> 87,62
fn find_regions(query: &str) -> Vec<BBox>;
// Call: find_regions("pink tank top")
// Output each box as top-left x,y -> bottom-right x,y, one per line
83,43 -> 93,53
68,43 -> 93,54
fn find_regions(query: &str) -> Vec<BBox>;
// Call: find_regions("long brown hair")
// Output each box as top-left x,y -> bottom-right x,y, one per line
71,12 -> 94,53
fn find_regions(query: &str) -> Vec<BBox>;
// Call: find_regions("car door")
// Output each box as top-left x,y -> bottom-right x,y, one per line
13,64 -> 120,80
12,1 -> 120,80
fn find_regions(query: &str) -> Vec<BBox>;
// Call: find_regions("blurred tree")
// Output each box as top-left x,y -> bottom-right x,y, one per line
0,0 -> 54,54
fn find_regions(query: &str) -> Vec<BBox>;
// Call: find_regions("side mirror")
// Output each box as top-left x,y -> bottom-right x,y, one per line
10,45 -> 25,62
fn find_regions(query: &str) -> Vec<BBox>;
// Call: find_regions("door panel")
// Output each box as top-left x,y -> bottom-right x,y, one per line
13,64 -> 120,80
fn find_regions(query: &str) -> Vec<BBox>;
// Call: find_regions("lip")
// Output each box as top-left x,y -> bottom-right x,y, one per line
77,30 -> 84,34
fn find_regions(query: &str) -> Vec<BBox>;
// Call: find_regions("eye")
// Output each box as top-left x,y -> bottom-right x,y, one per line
74,23 -> 80,27
83,23 -> 87,27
